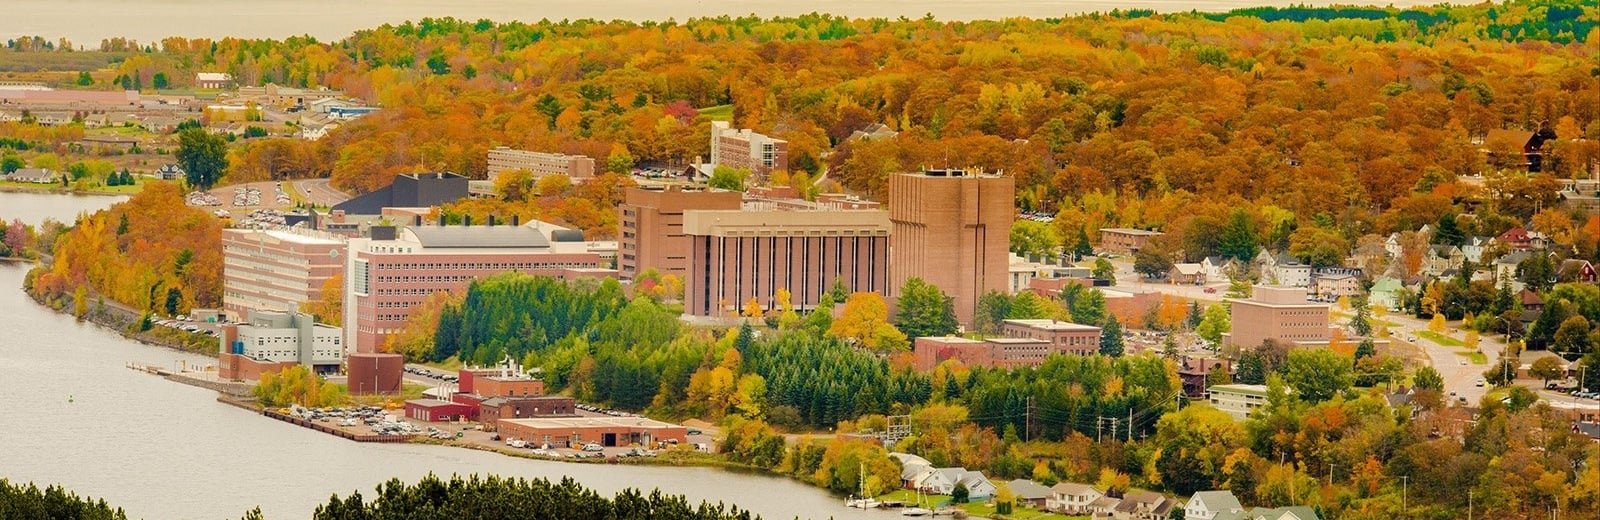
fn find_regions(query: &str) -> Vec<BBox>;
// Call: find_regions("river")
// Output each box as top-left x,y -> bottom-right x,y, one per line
8,0 -> 1443,44
0,191 -> 889,520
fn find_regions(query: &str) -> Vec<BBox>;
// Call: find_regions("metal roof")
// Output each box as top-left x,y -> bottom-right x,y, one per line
404,226 -> 550,249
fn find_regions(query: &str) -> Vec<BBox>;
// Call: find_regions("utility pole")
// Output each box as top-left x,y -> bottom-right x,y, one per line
1096,415 -> 1104,442
1327,463 -> 1335,486
1127,408 -> 1134,442
1401,475 -> 1409,517
1025,396 -> 1034,443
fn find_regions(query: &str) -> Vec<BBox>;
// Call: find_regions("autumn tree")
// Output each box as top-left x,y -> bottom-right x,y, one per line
1010,220 -> 1060,259
1529,356 -> 1564,386
298,274 -> 344,326
1413,365 -> 1445,391
1196,304 -> 1230,347
1283,348 -> 1353,402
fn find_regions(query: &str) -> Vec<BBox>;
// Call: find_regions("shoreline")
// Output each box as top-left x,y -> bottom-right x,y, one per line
0,184 -> 137,197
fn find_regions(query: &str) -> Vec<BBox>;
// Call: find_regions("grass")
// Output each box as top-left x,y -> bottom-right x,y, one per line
871,490 -> 1085,520
1456,351 -> 1488,364
345,382 -> 429,408
1416,330 -> 1464,347
698,104 -> 734,121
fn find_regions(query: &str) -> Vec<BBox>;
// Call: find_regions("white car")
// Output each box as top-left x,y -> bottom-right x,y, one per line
1475,378 -> 1485,387
581,443 -> 603,452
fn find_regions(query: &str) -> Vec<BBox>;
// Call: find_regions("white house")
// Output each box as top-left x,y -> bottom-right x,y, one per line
1260,252 -> 1311,287
1047,482 -> 1105,514
1208,384 -> 1271,421
1112,490 -> 1180,520
912,467 -> 995,499
1202,256 -> 1240,283
1215,506 -> 1321,520
1185,490 -> 1245,520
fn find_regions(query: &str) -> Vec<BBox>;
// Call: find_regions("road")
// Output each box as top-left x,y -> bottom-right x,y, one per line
1379,313 -> 1498,404
293,179 -> 350,208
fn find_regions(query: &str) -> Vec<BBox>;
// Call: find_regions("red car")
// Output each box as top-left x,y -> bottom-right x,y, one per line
1203,287 -> 1217,293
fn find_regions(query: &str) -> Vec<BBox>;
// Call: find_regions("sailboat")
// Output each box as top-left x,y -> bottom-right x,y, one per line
901,488 -> 932,517
845,461 -> 880,509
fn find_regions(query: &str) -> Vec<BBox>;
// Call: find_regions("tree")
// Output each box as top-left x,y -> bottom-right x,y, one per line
151,71 -> 169,89
1351,297 -> 1373,337
75,71 -> 94,86
1354,339 -> 1376,361
972,291 -> 1011,335
1217,208 -> 1259,262
1516,254 -> 1557,293
1196,304 -> 1230,347
0,154 -> 22,174
1288,226 -> 1349,268
707,165 -> 749,191
1072,226 -> 1094,259
951,482 -> 970,503
1529,356 -> 1564,386
830,292 -> 895,350
605,144 -> 635,175
1134,246 -> 1174,280
1007,291 -> 1054,320
1099,315 -> 1125,357
1093,258 -> 1116,284
1552,315 -> 1592,354
1010,220 -> 1060,259
895,278 -> 957,339
1283,348 -> 1353,402
1434,213 -> 1465,246
298,274 -> 343,326
1484,356 -> 1518,386
1413,365 -> 1444,391
176,128 -> 227,190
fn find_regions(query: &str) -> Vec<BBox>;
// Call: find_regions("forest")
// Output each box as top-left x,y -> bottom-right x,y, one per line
0,479 -> 127,520
309,474 -> 759,520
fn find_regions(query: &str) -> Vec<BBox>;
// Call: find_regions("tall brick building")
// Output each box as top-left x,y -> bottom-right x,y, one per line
1224,286 -> 1330,349
889,169 -> 1014,325
710,121 -> 788,176
617,186 -> 742,280
683,207 -> 891,316
486,146 -> 596,182
221,228 -> 346,321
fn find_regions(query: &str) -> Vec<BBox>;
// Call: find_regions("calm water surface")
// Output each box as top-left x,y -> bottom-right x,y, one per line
0,192 -> 890,519
10,0 -> 1442,44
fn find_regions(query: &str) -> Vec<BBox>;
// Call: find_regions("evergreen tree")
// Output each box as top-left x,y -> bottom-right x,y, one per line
1434,213 -> 1464,246
1073,226 -> 1094,259
895,278 -> 958,338
1099,315 -> 1125,357
1217,208 -> 1260,262
973,291 -> 1012,335
176,128 -> 227,190
1355,339 -> 1376,360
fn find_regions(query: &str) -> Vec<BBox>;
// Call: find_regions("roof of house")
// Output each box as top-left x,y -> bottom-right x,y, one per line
1209,384 -> 1270,397
1006,479 -> 1052,500
1370,277 -> 1402,292
196,72 -> 232,81
1049,482 -> 1101,497
1190,490 -> 1244,513
1115,490 -> 1174,515
1519,289 -> 1544,306
1498,227 -> 1532,242
1252,506 -> 1321,520
1173,263 -> 1204,275
1496,251 -> 1533,265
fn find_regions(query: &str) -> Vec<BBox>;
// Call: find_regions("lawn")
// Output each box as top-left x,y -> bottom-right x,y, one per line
872,490 -> 1086,520
698,104 -> 734,121
1417,330 -> 1464,347
1456,351 -> 1488,364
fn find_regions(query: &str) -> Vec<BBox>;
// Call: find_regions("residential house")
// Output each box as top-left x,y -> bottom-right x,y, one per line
1259,252 -> 1311,287
1046,482 -> 1104,515
1493,251 -> 1534,285
1461,236 -> 1494,263
1519,289 -> 1544,313
1368,277 -> 1405,311
1498,227 -> 1534,251
1208,384 -> 1271,421
195,72 -> 233,89
1202,256 -> 1241,282
912,468 -> 996,500
1178,357 -> 1232,398
156,164 -> 184,180
1100,228 -> 1163,255
1185,490 -> 1245,520
140,116 -> 180,134
1423,245 -> 1464,277
1215,506 -> 1321,520
1170,263 -> 1206,285
890,452 -> 934,489
1312,272 -> 1361,300
1483,128 -> 1556,173
1558,259 -> 1596,283
1383,233 -> 1403,259
5,168 -> 59,184
1006,479 -> 1052,508
1112,490 -> 1179,520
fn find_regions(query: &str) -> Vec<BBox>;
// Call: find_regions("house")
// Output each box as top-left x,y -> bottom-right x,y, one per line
1259,252 -> 1311,287
1202,256 -> 1241,282
1423,245 -> 1464,277
1368,277 -> 1404,311
1185,490 -> 1245,520
1112,490 -> 1179,520
890,452 -> 934,489
913,467 -> 996,500
1178,357 -> 1232,398
195,72 -> 234,89
1208,384 -> 1271,421
1170,263 -> 1206,285
1493,251 -> 1534,284
1312,272 -> 1360,300
5,168 -> 59,184
1558,259 -> 1596,283
1217,506 -> 1321,520
1006,479 -> 1052,508
140,116 -> 180,134
1483,128 -> 1556,173
1519,289 -> 1544,313
846,123 -> 899,142
1498,227 -> 1534,251
1461,236 -> 1494,263
1046,482 -> 1105,514
1100,228 -> 1163,255
156,164 -> 184,180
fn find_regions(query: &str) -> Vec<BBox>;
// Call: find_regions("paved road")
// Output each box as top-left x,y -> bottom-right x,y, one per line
293,179 -> 350,208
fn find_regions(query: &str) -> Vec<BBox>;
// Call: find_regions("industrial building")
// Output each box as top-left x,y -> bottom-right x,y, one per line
495,416 -> 687,448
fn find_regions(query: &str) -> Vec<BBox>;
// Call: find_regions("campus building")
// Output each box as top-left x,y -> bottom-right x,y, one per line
1207,384 -> 1271,421
1098,228 -> 1163,255
1001,319 -> 1103,356
495,416 -> 688,448
888,169 -> 1014,326
486,146 -> 597,182
617,185 -> 743,279
221,228 -> 347,321
682,204 -> 891,316
1224,286 -> 1330,349
343,224 -> 613,353
216,310 -> 342,380
710,121 -> 788,176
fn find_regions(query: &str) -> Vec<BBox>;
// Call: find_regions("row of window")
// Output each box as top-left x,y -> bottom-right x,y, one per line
375,262 -> 596,271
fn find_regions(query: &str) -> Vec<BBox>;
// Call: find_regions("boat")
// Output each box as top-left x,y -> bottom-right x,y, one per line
844,461 -> 880,509
900,506 -> 932,517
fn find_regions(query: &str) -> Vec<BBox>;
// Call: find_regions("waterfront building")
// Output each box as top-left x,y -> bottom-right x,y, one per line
1224,286 -> 1330,349
486,146 -> 596,182
710,121 -> 788,176
216,310 -> 342,380
342,224 -> 612,353
494,416 -> 687,448
221,228 -> 346,321
888,169 -> 1014,325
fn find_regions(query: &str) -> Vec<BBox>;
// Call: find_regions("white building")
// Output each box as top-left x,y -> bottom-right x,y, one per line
222,310 -> 343,371
1186,490 -> 1245,520
1047,482 -> 1106,514
1208,384 -> 1271,421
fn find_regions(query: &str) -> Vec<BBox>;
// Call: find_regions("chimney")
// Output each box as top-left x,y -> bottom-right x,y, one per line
488,215 -> 496,227
464,215 -> 472,227
511,215 -> 520,226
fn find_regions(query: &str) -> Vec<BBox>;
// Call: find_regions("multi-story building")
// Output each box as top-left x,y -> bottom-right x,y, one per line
485,146 -> 597,182
617,185 -> 743,280
1001,319 -> 1102,356
1099,228 -> 1163,255
682,206 -> 891,316
217,310 -> 343,379
1224,286 -> 1330,349
710,121 -> 788,176
343,224 -> 613,353
1207,384 -> 1271,421
888,169 -> 1014,325
222,228 -> 347,320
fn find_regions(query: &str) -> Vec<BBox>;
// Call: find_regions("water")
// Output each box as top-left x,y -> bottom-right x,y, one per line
7,0 -> 1443,44
0,191 -> 127,226
0,190 -> 889,520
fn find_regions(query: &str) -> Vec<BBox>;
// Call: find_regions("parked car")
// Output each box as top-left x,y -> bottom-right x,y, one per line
582,443 -> 604,452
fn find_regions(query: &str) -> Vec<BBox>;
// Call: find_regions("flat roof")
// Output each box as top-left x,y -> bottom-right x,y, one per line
1004,319 -> 1100,331
986,337 -> 1050,344
405,399 -> 464,407
258,229 -> 344,245
1209,384 -> 1270,397
499,416 -> 682,429
403,225 -> 550,249
1100,228 -> 1163,236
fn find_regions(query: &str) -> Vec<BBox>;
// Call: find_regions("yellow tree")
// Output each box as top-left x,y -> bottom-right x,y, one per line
829,292 -> 892,348
742,297 -> 764,319
298,274 -> 344,326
